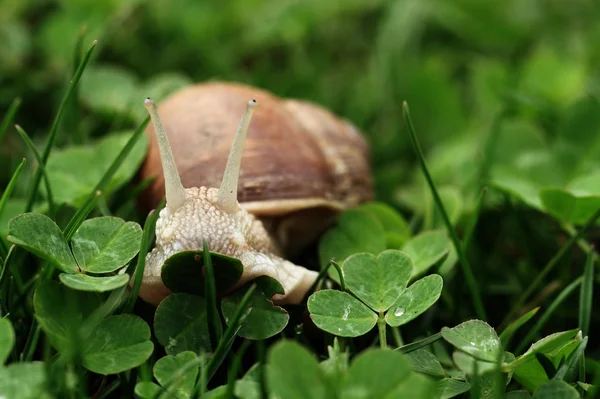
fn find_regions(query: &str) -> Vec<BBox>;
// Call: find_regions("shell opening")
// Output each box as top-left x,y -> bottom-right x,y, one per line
215,99 -> 258,214
144,98 -> 187,212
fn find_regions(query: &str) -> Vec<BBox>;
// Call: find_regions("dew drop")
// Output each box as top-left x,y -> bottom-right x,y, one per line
470,342 -> 476,346
394,307 -> 405,317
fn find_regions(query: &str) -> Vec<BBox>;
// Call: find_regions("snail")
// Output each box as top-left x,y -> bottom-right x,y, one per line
137,82 -> 373,306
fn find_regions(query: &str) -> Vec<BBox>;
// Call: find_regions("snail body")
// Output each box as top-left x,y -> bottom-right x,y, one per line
138,83 -> 373,306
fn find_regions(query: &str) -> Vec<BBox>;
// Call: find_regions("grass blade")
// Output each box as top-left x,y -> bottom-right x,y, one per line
203,240 -> 222,349
0,159 -> 26,258
25,40 -> 98,212
0,97 -> 21,146
124,206 -> 160,313
578,251 -> 594,384
499,307 -> 539,348
225,339 -> 251,398
515,278 -> 582,354
403,102 -> 487,321
63,191 -> 101,242
396,332 -> 442,354
579,251 -> 594,337
554,336 -> 588,381
204,284 -> 256,386
0,158 -> 26,225
502,207 -> 600,328
15,125 -> 56,216
0,245 -> 16,313
331,260 -> 345,291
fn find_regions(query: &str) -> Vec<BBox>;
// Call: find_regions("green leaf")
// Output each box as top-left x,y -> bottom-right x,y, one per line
513,330 -> 580,367
500,307 -> 540,347
154,351 -> 198,399
79,65 -> 138,117
342,250 -> 412,312
33,281 -> 102,353
405,349 -> 446,378
540,187 -> 600,224
82,314 -> 154,375
221,277 -> 289,340
519,44 -> 586,106
554,336 -> 587,380
435,378 -> 471,399
45,131 -> 148,206
308,290 -> 377,337
359,202 -> 411,247
131,73 -> 194,122
441,320 -> 502,362
532,380 -> 579,398
385,274 -> 443,327
7,213 -> 78,273
71,217 -> 142,273
339,349 -> 420,398
59,273 -> 130,292
161,250 -> 243,296
511,330 -> 581,391
134,382 -> 163,399
0,318 -> 15,365
401,230 -> 451,277
154,293 -> 211,355
318,209 -> 386,269
267,341 -> 331,399
0,362 -> 52,399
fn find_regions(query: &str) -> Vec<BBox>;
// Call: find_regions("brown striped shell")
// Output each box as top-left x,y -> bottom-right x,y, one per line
140,82 -> 373,253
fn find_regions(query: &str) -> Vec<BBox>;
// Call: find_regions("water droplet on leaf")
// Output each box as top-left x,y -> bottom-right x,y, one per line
394,307 -> 405,317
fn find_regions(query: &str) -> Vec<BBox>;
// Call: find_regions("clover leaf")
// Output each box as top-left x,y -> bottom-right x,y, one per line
82,314 -> 154,375
58,273 -> 130,292
154,293 -> 212,356
441,320 -> 503,362
8,213 -> 142,292
135,351 -> 199,399
385,274 -> 443,327
71,216 -> 142,273
308,290 -> 378,337
343,250 -> 412,312
0,318 -> 15,365
318,209 -> 386,269
401,230 -> 451,277
221,276 -> 289,340
309,249 -> 443,338
7,213 -> 78,273
161,250 -> 243,296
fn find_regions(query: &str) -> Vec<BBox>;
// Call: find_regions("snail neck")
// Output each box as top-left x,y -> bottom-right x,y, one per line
215,99 -> 258,214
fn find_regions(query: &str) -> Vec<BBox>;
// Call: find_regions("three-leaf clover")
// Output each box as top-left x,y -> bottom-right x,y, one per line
8,213 -> 142,292
308,249 -> 443,338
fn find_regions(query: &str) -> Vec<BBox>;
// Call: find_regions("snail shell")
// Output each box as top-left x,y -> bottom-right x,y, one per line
140,82 -> 373,254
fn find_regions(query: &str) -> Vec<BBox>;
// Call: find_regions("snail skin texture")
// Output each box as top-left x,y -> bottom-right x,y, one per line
138,98 -> 319,306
